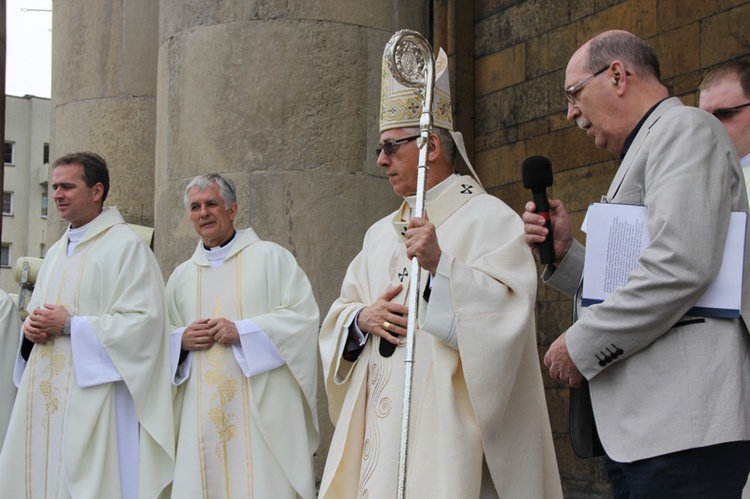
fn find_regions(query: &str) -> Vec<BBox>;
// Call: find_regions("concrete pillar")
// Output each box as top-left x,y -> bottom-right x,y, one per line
49,0 -> 159,239
154,0 -> 428,480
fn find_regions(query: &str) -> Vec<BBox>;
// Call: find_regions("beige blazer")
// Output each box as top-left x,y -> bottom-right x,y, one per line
546,97 -> 750,462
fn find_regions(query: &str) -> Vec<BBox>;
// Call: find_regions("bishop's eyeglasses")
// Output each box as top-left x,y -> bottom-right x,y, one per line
375,135 -> 420,158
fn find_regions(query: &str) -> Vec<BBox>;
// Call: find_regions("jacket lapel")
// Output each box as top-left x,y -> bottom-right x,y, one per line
606,97 -> 680,200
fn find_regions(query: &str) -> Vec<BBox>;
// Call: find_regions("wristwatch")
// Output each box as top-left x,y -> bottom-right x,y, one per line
62,315 -> 72,335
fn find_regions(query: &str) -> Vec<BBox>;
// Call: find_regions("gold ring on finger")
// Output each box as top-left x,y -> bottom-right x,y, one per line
382,321 -> 391,332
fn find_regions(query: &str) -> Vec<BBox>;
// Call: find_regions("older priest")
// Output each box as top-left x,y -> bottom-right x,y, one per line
318,44 -> 561,498
0,152 -> 174,498
167,174 -> 320,498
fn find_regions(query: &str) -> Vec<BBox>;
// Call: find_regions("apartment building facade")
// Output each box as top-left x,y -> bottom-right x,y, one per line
3,94 -> 50,296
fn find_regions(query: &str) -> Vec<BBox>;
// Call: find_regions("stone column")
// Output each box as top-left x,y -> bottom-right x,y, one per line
49,0 -> 159,239
155,0 -> 428,480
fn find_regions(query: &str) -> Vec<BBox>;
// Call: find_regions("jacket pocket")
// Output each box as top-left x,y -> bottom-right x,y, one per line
612,187 -> 643,205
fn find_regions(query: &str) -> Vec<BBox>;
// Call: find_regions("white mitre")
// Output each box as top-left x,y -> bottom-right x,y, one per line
380,47 -> 453,132
379,41 -> 482,186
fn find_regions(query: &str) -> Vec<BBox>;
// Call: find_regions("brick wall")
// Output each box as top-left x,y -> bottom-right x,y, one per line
436,1 -> 750,497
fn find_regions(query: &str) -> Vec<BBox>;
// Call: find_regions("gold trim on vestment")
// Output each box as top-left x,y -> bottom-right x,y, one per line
195,258 -> 254,498
25,236 -> 96,498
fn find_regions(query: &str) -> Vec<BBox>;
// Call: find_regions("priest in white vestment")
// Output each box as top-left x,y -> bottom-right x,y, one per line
318,45 -> 562,498
0,288 -> 21,450
166,173 -> 320,499
0,152 -> 175,498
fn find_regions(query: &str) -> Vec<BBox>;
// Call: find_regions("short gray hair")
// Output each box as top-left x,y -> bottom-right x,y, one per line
403,126 -> 456,165
183,174 -> 237,211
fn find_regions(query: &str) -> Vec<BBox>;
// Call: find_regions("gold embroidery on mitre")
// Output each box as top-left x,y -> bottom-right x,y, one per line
380,47 -> 453,132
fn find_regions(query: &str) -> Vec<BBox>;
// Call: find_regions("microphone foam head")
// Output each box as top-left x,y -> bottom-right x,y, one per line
522,155 -> 553,189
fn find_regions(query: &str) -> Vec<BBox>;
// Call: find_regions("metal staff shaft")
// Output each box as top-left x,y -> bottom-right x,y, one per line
385,29 -> 436,499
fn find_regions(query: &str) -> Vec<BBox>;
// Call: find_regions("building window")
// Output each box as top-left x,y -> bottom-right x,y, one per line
4,142 -> 14,165
40,243 -> 46,258
43,143 -> 50,164
41,191 -> 48,217
0,243 -> 10,268
3,192 -> 13,216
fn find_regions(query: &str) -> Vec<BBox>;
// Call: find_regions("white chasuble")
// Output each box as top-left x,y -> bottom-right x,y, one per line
319,175 -> 563,499
0,290 -> 22,450
0,207 -> 176,499
14,234 -> 121,497
169,229 -> 319,499
194,260 -> 256,498
356,177 -> 478,498
357,208 -> 434,498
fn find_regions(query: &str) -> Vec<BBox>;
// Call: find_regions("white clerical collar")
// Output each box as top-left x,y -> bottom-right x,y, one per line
741,153 -> 750,169
66,220 -> 94,256
403,173 -> 459,209
201,232 -> 238,268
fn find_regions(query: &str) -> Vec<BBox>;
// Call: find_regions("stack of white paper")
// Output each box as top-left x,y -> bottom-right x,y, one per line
582,203 -> 746,318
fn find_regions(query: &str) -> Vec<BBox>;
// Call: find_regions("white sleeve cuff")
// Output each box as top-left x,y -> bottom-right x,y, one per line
421,252 -> 458,349
71,316 -> 123,388
232,319 -> 285,377
348,310 -> 368,347
13,323 -> 26,387
170,326 -> 191,386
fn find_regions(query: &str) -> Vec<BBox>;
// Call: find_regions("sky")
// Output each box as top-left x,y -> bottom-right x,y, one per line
6,0 -> 52,98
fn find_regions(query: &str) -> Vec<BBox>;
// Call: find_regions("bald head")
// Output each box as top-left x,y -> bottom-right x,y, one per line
565,30 -> 668,154
586,30 -> 662,82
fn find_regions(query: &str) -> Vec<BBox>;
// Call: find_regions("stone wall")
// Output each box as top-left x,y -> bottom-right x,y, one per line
50,0 -> 159,239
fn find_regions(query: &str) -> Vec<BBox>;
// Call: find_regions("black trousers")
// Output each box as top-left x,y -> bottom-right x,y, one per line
606,441 -> 750,499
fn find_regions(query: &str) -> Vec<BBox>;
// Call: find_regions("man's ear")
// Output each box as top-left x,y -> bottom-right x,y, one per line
610,60 -> 628,95
92,182 -> 105,203
427,132 -> 442,162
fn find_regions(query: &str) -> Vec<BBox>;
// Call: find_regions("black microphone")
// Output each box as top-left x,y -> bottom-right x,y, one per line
522,155 -> 555,264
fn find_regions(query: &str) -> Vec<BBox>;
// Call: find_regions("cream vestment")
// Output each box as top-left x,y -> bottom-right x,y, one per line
0,289 -> 21,450
319,175 -> 562,498
0,207 -> 174,499
166,228 -> 320,499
